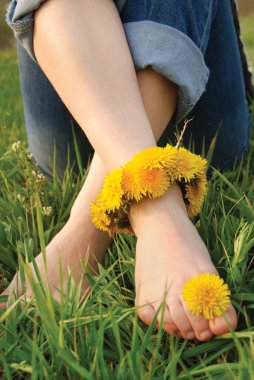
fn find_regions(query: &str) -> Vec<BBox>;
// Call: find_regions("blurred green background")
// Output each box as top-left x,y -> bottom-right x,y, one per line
0,0 -> 13,50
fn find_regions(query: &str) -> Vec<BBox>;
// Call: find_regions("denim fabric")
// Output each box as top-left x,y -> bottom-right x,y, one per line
7,0 -> 252,179
7,0 -> 210,121
6,0 -> 126,62
157,0 -> 251,172
122,22 -> 209,122
17,44 -> 94,179
6,0 -> 45,61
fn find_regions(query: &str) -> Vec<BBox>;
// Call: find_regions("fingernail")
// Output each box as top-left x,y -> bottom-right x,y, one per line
200,330 -> 213,341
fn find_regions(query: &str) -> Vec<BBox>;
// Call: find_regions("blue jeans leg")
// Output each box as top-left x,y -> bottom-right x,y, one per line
18,44 -> 94,179
157,0 -> 251,172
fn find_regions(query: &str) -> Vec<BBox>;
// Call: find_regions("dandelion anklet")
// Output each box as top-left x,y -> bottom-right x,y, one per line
91,144 -> 207,236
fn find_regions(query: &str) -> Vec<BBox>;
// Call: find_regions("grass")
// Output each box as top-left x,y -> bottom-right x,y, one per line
0,18 -> 254,380
241,16 -> 254,74
0,1 -> 14,51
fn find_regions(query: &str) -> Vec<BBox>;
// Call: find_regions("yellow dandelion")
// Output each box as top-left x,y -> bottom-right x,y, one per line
122,163 -> 169,200
99,167 -> 124,211
122,160 -> 140,200
172,148 -> 207,182
185,173 -> 207,217
138,166 -> 169,198
187,201 -> 203,219
122,145 -> 179,200
90,202 -> 111,232
133,145 -> 178,169
182,273 -> 231,320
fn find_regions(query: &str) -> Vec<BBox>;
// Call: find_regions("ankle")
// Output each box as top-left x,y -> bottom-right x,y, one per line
69,209 -> 112,245
129,184 -> 187,234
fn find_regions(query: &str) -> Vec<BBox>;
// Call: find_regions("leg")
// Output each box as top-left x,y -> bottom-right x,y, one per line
4,0 -> 237,340
17,43 -> 94,179
1,152 -> 112,303
33,0 -> 236,339
33,0 -> 156,169
1,45 -> 110,303
1,41 -> 177,306
1,62 -> 177,305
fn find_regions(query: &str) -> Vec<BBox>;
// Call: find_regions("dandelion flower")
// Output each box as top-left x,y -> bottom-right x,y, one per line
122,163 -> 169,200
133,145 -> 177,169
99,168 -> 124,211
90,203 -> 111,232
172,148 -> 207,182
137,166 -> 169,198
122,160 -> 140,200
122,145 -> 178,200
185,174 -> 207,217
182,273 -> 230,320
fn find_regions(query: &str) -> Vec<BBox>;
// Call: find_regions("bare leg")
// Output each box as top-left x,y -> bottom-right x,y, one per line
33,0 -> 155,169
1,61 -> 177,304
1,154 -> 111,303
2,0 -> 237,339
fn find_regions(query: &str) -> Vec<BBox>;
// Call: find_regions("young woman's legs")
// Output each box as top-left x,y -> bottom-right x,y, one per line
31,0 -> 236,339
2,59 -> 232,339
1,65 -> 179,311
3,0 -> 238,339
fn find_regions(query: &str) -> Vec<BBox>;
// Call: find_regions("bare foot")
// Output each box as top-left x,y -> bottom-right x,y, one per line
0,212 -> 111,308
130,184 -> 237,341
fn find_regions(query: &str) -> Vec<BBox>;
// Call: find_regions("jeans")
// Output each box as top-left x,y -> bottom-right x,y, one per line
7,0 -> 251,179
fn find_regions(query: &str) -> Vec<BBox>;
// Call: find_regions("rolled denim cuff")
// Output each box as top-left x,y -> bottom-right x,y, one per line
123,21 -> 210,123
6,0 -> 46,62
6,0 -> 126,62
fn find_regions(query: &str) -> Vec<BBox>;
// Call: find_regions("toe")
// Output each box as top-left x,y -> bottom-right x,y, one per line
154,303 -> 179,334
169,298 -> 194,339
209,304 -> 237,335
137,303 -> 157,327
181,299 -> 213,341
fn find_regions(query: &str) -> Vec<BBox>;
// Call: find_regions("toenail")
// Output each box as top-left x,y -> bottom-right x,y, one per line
186,331 -> 196,339
200,331 -> 213,341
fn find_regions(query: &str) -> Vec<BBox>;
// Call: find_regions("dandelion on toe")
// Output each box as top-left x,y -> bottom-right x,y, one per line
182,273 -> 231,320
